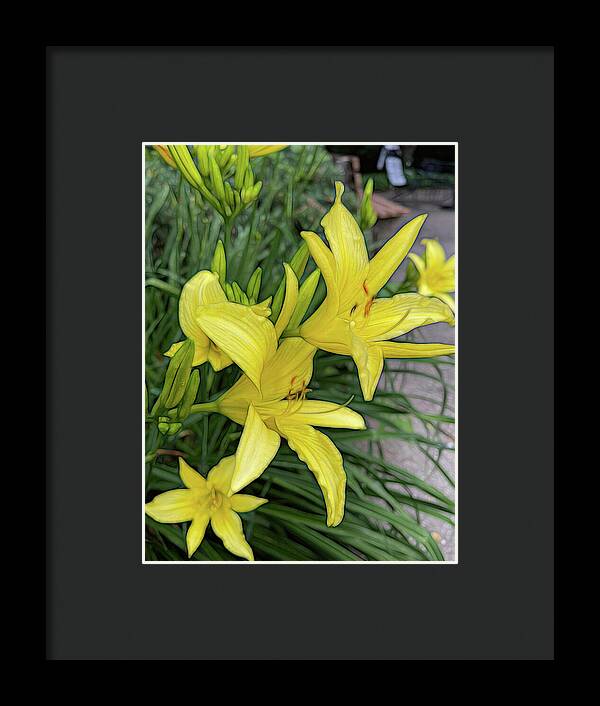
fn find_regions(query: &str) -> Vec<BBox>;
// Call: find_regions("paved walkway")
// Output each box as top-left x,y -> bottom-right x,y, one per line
373,197 -> 456,560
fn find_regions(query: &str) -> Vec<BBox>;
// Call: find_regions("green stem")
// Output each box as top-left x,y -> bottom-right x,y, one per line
281,327 -> 301,338
224,218 -> 234,252
190,401 -> 219,414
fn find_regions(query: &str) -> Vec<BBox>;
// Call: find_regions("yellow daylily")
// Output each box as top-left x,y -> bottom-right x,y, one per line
298,182 -> 455,402
214,337 -> 365,527
193,262 -> 365,526
246,145 -> 287,158
145,407 -> 277,560
164,270 -> 274,390
408,238 -> 455,311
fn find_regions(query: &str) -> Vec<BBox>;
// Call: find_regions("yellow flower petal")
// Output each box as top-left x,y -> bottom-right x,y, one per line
422,238 -> 446,269
210,507 -> 254,561
206,343 -> 232,371
179,271 -> 226,347
301,315 -> 352,356
186,510 -> 211,557
300,231 -> 339,322
407,252 -> 425,275
145,489 -> 199,524
350,335 -> 384,402
231,404 -> 281,494
229,494 -> 269,513
216,339 -> 316,423
164,339 -> 209,368
260,337 -> 316,403
207,455 -> 236,496
217,376 -> 260,425
179,458 -> 208,490
274,264 -> 299,339
436,292 -> 456,311
378,341 -> 455,359
277,421 -> 346,527
257,400 -> 365,430
246,145 -> 287,158
321,182 -> 369,311
360,293 -> 454,341
250,296 -> 272,317
195,302 -> 277,391
367,214 -> 427,295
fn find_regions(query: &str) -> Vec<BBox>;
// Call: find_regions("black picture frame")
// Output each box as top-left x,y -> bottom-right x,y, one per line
46,46 -> 554,660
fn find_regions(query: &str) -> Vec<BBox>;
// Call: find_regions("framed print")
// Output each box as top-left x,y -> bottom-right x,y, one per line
47,46 -> 554,660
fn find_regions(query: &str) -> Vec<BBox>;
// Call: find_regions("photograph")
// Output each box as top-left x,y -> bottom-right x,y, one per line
48,45 -> 554,660
144,143 -> 457,562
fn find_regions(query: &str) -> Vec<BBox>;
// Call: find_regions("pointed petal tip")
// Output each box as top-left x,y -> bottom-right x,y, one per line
411,212 -> 428,228
334,181 -> 345,200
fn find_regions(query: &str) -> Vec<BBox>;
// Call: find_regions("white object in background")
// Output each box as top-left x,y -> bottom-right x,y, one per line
381,144 -> 407,187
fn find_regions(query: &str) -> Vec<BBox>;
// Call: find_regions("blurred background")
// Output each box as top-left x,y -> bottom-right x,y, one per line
326,144 -> 456,558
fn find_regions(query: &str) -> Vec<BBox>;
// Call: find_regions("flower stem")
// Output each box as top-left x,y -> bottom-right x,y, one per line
190,401 -> 219,414
224,218 -> 233,252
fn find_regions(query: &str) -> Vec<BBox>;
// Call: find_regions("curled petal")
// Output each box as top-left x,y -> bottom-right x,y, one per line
277,421 -> 346,527
360,293 -> 454,341
179,271 -> 226,346
195,302 -> 277,391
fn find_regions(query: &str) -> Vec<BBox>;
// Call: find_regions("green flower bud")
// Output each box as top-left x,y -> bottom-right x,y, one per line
232,281 -> 249,305
244,167 -> 255,189
211,240 -> 227,284
209,156 -> 226,203
359,177 -> 378,231
161,339 -> 195,410
224,282 -> 236,302
286,268 -> 321,331
251,181 -> 262,199
176,369 -> 200,421
234,145 -> 249,191
224,181 -> 235,208
270,242 -> 309,321
167,145 -> 204,191
246,267 -> 262,303
195,145 -> 211,177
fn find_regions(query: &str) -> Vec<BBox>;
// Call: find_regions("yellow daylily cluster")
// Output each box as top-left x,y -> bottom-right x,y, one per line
146,180 -> 455,560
